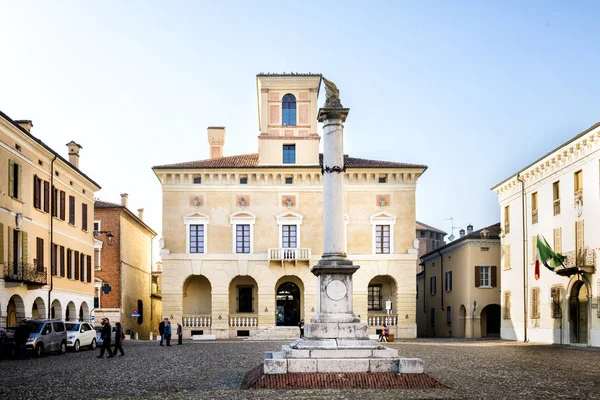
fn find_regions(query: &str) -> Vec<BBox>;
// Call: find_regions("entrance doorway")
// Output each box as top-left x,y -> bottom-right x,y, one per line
276,282 -> 300,326
481,304 -> 501,337
569,281 -> 588,344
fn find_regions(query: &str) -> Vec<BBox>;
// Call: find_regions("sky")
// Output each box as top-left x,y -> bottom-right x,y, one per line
1,0 -> 600,257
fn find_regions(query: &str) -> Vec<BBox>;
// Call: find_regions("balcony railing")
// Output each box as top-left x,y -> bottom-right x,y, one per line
268,248 -> 311,261
532,209 -> 538,224
553,199 -> 561,216
3,262 -> 47,285
182,315 -> 212,328
504,221 -> 510,234
367,314 -> 399,327
229,315 -> 259,327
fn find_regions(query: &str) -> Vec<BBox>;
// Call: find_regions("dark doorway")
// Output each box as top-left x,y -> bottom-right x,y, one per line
483,304 -> 501,337
569,281 -> 588,344
276,282 -> 300,326
238,286 -> 253,313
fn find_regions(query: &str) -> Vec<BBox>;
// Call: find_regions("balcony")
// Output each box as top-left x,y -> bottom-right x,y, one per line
553,199 -> 561,216
268,248 -> 311,262
532,209 -> 538,224
3,262 -> 47,286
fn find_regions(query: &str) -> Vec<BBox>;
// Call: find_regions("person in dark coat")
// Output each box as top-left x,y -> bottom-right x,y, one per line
176,323 -> 183,345
298,319 -> 305,338
97,318 -> 113,358
113,322 -> 125,356
158,319 -> 166,346
164,321 -> 172,346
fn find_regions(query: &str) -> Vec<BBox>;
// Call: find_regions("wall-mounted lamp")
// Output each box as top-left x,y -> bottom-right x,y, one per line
285,197 -> 293,208
379,197 -> 387,207
94,231 -> 114,246
239,197 -> 247,207
311,307 -> 315,312
264,307 -> 268,312
405,314 -> 409,319
218,315 -> 222,320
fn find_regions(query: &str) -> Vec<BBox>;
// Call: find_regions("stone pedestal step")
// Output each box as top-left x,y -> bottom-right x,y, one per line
263,356 -> 424,374
245,326 -> 300,341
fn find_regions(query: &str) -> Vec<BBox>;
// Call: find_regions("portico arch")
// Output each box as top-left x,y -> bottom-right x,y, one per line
66,301 -> 76,321
51,299 -> 63,320
274,275 -> 304,326
79,301 -> 90,322
229,276 -> 258,315
568,276 -> 590,344
7,295 -> 25,326
367,275 -> 398,324
32,297 -> 46,319
183,275 -> 212,315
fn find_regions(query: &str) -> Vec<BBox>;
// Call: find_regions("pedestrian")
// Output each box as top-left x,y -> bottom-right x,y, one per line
97,318 -> 114,358
158,318 -> 166,346
14,321 -> 30,359
177,323 -> 183,345
165,320 -> 172,346
113,322 -> 125,356
298,319 -> 305,338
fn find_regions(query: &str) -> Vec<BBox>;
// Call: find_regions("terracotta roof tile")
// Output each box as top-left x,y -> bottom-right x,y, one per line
416,221 -> 447,235
94,200 -> 124,208
420,222 -> 501,260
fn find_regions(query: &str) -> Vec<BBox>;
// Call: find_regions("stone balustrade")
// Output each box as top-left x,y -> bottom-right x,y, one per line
268,248 -> 311,261
183,315 -> 212,328
367,314 -> 399,327
229,315 -> 259,327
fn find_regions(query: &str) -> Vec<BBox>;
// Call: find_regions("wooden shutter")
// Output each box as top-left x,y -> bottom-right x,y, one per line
67,248 -> 72,279
86,255 -> 92,283
60,246 -> 65,277
33,175 -> 41,208
575,220 -> 584,264
8,228 -> 13,264
51,187 -> 57,217
22,231 -> 28,264
0,223 -> 4,264
531,235 -> 538,263
51,244 -> 57,276
82,204 -> 88,231
553,228 -> 562,254
17,164 -> 22,200
36,237 -> 44,271
491,266 -> 497,287
80,252 -> 85,282
43,181 -> 50,212
60,191 -> 66,220
475,266 -> 481,287
69,196 -> 75,225
8,160 -> 14,197
74,251 -> 80,280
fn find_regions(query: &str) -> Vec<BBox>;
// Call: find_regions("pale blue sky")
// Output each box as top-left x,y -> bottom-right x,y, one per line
1,1 -> 599,252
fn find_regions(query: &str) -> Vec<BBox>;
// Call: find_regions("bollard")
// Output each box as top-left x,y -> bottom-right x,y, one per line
149,332 -> 153,341
135,332 -> 139,340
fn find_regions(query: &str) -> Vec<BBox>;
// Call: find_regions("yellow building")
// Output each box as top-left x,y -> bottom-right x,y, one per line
152,73 -> 427,339
0,111 -> 100,327
419,224 -> 501,338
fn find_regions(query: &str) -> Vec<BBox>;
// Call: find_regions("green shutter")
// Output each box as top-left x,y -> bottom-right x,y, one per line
17,163 -> 22,200
8,160 -> 14,197
22,231 -> 28,264
8,228 -> 13,264
0,223 -> 4,264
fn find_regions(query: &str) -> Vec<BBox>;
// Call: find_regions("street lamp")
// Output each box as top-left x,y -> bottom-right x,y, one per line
94,231 -> 114,246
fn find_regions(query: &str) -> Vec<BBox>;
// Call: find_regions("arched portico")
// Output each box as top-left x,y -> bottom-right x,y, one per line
79,301 -> 90,322
367,275 -> 398,326
274,276 -> 304,326
32,297 -> 46,319
66,301 -> 76,321
480,304 -> 500,337
568,277 -> 590,344
7,295 -> 26,326
51,299 -> 63,320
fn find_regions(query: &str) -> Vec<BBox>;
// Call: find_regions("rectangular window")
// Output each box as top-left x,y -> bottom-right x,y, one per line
574,170 -> 583,193
237,286 -> 253,312
531,192 -> 538,224
34,175 -> 41,209
445,271 -> 452,292
446,305 -> 452,326
475,266 -> 497,288
285,177 -> 293,184
575,220 -> 584,266
504,205 -> 510,234
431,308 -> 436,328
8,160 -> 22,200
69,196 -> 75,225
553,228 -> 562,254
86,255 -> 92,283
36,237 -> 44,273
239,177 -> 248,184
94,221 -> 100,232
283,144 -> 296,164
281,225 -> 297,248
504,291 -> 511,319
551,287 -> 562,318
430,276 -> 437,295
553,181 -> 560,216
67,248 -> 72,279
82,204 -> 88,231
367,285 -> 382,310
236,224 -> 250,253
60,246 -> 65,277
375,225 -> 390,254
51,243 -> 58,276
193,177 -> 201,184
43,181 -> 50,213
189,224 -> 205,253
74,251 -> 80,280
60,191 -> 66,220
504,245 -> 511,269
531,287 -> 540,319
52,187 -> 58,217
378,175 -> 388,184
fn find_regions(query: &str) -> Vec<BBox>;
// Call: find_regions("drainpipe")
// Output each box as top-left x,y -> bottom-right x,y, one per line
517,173 -> 528,342
48,155 -> 57,319
438,250 -> 445,312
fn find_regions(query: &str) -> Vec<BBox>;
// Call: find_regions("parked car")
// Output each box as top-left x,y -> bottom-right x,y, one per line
65,322 -> 97,352
94,325 -> 116,346
9,319 -> 67,357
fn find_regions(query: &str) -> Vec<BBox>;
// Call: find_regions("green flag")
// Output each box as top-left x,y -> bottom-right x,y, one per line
536,235 -> 566,271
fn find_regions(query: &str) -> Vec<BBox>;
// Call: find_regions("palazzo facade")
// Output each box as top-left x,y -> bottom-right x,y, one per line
153,74 -> 427,339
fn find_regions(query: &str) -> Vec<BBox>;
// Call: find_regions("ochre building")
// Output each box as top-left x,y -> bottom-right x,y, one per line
153,74 -> 427,339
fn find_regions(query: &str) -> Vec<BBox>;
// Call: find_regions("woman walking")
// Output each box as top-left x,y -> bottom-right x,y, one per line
113,322 -> 125,356
177,323 -> 183,345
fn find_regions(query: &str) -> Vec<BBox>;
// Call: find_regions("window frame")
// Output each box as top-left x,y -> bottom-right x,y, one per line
446,305 -> 452,326
230,211 -> 256,254
368,284 -> 382,311
281,93 -> 297,126
283,144 -> 296,164
445,271 -> 452,292
430,276 -> 437,295
68,195 -> 76,225
370,212 -> 396,255
184,213 -> 210,255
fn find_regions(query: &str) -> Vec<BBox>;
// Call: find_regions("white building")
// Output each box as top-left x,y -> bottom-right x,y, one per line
492,122 -> 600,347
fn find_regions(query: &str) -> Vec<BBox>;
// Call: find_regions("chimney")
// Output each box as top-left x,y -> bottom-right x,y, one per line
138,208 -> 144,221
15,120 -> 33,133
459,229 -> 466,238
120,193 -> 129,208
207,127 -> 226,159
467,224 -> 473,234
66,141 -> 82,169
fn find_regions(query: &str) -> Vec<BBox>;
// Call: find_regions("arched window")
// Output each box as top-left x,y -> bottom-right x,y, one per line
282,94 -> 296,126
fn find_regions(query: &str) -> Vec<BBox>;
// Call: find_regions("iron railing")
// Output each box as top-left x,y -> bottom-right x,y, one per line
3,262 -> 47,285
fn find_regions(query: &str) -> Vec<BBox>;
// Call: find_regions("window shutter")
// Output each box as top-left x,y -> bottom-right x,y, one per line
60,246 -> 65,277
8,228 -> 14,264
67,248 -> 72,279
82,204 -> 88,231
86,255 -> 92,283
33,175 -> 40,208
22,231 -> 28,265
80,253 -> 85,282
51,244 -> 57,276
491,266 -> 497,288
531,235 -> 537,263
36,237 -> 44,271
17,164 -> 22,200
0,223 -> 4,264
475,266 -> 481,288
60,191 -> 66,220
8,160 -> 14,197
43,181 -> 50,212
74,251 -> 80,280
51,187 -> 57,217
69,196 -> 75,225
449,271 -> 453,291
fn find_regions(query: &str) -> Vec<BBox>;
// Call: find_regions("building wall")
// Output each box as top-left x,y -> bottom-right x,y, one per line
94,208 -> 121,309
494,125 -> 600,346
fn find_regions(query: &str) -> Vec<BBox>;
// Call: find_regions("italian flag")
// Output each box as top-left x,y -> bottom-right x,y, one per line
536,235 -> 566,278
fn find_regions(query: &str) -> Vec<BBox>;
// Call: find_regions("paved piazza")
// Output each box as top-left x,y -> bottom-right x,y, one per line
1,339 -> 598,399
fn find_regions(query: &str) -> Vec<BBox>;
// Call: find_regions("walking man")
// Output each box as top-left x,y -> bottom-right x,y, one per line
165,320 -> 172,346
177,323 -> 183,345
113,322 -> 125,356
97,318 -> 113,358
298,319 -> 305,338
159,318 -> 166,346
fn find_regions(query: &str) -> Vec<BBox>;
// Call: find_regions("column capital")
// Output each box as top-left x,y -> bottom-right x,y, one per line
318,107 -> 350,122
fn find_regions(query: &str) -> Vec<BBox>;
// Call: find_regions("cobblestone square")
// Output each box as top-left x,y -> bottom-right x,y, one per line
1,339 -> 598,399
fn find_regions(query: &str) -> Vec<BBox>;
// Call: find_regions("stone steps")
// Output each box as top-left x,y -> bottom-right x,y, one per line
245,326 -> 300,341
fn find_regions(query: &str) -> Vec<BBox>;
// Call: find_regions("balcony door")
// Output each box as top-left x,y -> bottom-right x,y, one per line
276,282 -> 300,326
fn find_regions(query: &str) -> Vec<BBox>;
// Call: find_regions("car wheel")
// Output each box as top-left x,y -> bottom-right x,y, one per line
59,341 -> 67,355
74,340 -> 80,352
89,338 -> 97,350
35,344 -> 44,357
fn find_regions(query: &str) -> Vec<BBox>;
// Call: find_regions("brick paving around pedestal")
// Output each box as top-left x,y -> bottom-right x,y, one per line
0,338 -> 599,399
